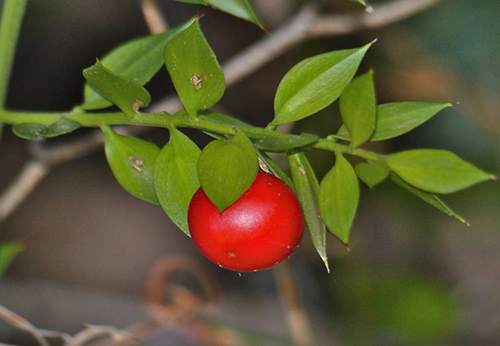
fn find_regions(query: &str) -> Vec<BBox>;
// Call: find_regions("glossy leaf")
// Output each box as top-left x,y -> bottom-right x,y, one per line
386,149 -> 495,194
81,21 -> 191,110
164,19 -> 225,118
319,153 -> 359,245
355,160 -> 389,188
390,173 -> 469,226
102,127 -> 160,204
155,126 -> 200,236
12,118 -> 81,139
257,149 -> 294,189
197,130 -> 258,211
272,43 -> 372,125
339,70 -> 376,147
176,0 -> 263,28
337,102 -> 451,141
83,61 -> 151,118
288,151 -> 329,271
0,242 -> 23,278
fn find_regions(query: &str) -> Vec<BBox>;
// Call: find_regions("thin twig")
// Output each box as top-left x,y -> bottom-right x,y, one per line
0,160 -> 48,222
308,0 -> 443,38
139,0 -> 168,34
0,304 -> 50,346
0,0 -> 443,221
274,262 -> 315,346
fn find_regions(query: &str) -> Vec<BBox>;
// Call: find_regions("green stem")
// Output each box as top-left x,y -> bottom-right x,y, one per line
0,0 -> 28,108
314,138 -> 380,161
0,108 -> 381,161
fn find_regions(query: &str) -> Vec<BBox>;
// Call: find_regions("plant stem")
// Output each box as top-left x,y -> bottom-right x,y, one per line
314,138 -> 380,161
0,0 -> 28,108
0,108 -> 381,160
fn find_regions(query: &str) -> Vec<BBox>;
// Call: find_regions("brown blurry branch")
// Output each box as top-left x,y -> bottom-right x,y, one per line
0,0 -> 443,221
140,0 -> 168,34
274,262 -> 315,346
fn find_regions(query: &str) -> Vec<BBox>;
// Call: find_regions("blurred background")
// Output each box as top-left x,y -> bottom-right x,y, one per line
0,0 -> 499,344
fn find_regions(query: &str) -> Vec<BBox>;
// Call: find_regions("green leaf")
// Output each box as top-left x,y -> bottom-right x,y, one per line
12,118 -> 81,139
272,43 -> 373,125
288,151 -> 329,271
0,242 -> 23,278
355,160 -> 389,188
339,70 -> 376,147
197,129 -> 258,211
256,149 -> 294,189
390,173 -> 469,226
102,126 -> 160,204
81,21 -> 192,110
164,19 -> 225,118
176,0 -> 264,29
319,153 -> 359,245
83,61 -> 151,118
350,0 -> 373,13
155,126 -> 201,236
337,102 -> 451,141
385,149 -> 496,194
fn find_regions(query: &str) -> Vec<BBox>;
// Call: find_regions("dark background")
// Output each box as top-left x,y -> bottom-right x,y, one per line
0,0 -> 499,344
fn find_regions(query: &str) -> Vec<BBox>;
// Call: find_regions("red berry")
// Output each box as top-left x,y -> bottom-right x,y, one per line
188,171 -> 304,272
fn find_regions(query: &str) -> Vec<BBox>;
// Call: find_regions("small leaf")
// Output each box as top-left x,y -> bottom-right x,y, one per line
339,70 -> 376,147
39,118 -> 81,138
176,0 -> 264,29
12,123 -> 49,139
0,242 -> 23,278
197,129 -> 258,211
12,118 -> 81,139
272,43 -> 373,125
337,102 -> 451,141
385,149 -> 495,194
81,21 -> 192,110
164,19 -> 225,118
355,160 -> 389,188
288,151 -> 329,271
257,149 -> 294,189
350,0 -> 374,13
155,126 -> 201,236
319,153 -> 359,245
83,61 -> 151,118
390,173 -> 469,226
102,127 -> 160,204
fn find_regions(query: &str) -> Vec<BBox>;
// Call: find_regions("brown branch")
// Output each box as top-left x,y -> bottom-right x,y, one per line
274,262 -> 315,346
0,0 -> 443,221
139,0 -> 168,34
0,160 -> 48,222
0,304 -> 50,346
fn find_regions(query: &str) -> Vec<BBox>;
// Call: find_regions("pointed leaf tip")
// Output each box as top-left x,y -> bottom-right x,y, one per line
273,44 -> 371,125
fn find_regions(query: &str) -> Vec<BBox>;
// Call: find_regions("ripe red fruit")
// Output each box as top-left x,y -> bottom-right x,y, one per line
188,171 -> 304,272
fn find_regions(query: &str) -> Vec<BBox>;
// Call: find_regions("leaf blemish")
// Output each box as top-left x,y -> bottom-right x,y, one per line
190,73 -> 202,90
298,165 -> 306,175
129,156 -> 144,172
133,100 -> 144,113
